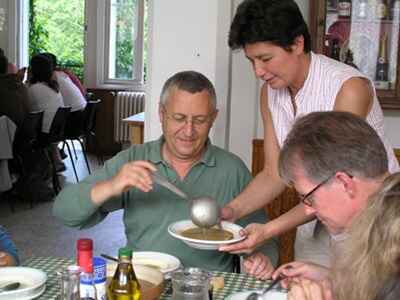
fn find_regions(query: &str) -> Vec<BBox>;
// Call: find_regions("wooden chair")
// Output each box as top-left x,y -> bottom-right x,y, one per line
252,139 -> 299,266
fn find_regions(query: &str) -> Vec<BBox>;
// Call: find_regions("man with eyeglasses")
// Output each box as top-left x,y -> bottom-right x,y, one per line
53,70 -> 278,275
272,111 -> 389,282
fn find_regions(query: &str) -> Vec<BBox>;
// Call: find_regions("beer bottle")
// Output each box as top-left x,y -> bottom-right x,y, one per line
344,49 -> 358,69
375,0 -> 389,20
375,34 -> 390,88
338,0 -> 352,19
107,248 -> 141,300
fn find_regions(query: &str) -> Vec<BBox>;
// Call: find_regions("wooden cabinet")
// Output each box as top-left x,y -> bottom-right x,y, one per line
310,1 -> 400,109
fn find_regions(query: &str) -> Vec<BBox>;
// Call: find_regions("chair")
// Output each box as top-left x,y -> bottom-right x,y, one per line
62,100 -> 102,182
252,139 -> 299,266
11,111 -> 44,209
38,107 -> 71,194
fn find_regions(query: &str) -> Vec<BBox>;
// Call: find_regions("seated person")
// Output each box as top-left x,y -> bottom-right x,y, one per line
0,53 -> 29,127
286,173 -> 400,300
0,225 -> 19,266
53,71 -> 278,274
265,112 -> 395,299
26,54 -> 64,133
42,52 -> 86,100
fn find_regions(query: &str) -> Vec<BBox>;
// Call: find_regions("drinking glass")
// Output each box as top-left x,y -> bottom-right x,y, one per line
171,268 -> 210,300
58,265 -> 81,300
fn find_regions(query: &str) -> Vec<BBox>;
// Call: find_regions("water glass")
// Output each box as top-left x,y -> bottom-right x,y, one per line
171,267 -> 210,300
58,265 -> 81,300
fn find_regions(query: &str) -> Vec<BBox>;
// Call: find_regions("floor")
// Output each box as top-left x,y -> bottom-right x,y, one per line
0,143 -> 126,262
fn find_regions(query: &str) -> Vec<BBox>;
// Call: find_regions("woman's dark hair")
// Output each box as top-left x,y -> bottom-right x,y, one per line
228,0 -> 311,53
29,54 -> 59,93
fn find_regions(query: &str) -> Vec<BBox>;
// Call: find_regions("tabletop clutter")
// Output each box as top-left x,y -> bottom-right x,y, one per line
57,238 -> 225,300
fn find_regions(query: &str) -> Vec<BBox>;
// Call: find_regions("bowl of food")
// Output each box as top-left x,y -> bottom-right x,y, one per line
168,220 -> 246,250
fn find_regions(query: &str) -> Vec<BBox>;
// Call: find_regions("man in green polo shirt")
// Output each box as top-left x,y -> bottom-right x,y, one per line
53,71 -> 278,276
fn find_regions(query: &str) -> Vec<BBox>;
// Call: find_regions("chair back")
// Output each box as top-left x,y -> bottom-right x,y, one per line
13,111 -> 44,150
64,109 -> 86,138
84,100 -> 101,134
46,106 -> 71,143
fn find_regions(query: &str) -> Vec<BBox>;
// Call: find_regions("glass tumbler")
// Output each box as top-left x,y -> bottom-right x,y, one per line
171,267 -> 210,300
57,265 -> 81,300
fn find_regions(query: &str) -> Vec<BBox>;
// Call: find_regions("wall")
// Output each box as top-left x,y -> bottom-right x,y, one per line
145,0 -> 231,148
0,0 -> 9,51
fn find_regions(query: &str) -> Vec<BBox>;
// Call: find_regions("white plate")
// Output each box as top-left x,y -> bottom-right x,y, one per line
132,251 -> 181,276
168,220 -> 246,250
0,267 -> 47,300
226,290 -> 287,300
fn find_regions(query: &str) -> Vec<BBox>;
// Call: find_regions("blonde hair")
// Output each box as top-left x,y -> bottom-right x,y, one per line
333,172 -> 400,300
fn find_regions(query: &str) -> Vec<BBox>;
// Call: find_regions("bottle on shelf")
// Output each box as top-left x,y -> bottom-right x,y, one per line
331,39 -> 341,61
375,0 -> 389,20
107,247 -> 141,300
77,238 -> 98,300
375,34 -> 390,89
338,0 -> 352,18
392,0 -> 400,20
357,0 -> 369,19
344,49 -> 358,69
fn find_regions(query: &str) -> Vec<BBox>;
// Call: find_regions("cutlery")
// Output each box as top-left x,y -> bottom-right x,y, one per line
101,253 -> 118,262
152,172 -> 221,228
0,282 -> 20,293
246,276 -> 282,300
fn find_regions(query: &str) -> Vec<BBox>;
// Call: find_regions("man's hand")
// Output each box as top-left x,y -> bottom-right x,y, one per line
91,160 -> 157,205
243,252 -> 274,280
273,261 -> 330,289
219,223 -> 269,254
0,252 -> 16,267
288,278 -> 334,300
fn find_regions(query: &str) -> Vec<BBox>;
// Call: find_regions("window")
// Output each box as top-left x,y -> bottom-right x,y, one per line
99,0 -> 147,89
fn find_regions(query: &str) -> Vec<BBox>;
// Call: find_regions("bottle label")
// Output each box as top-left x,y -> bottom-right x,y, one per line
338,3 -> 351,17
80,257 -> 107,300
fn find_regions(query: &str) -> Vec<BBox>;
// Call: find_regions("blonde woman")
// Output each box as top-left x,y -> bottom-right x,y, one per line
287,172 -> 400,300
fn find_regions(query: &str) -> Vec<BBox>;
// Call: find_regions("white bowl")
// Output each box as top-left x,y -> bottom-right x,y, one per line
132,251 -> 181,277
0,267 -> 47,300
168,220 -> 246,250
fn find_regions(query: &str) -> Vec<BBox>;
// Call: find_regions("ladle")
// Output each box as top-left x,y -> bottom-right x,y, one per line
152,172 -> 221,228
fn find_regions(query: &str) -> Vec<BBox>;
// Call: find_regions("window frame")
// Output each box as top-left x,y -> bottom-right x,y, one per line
96,0 -> 145,90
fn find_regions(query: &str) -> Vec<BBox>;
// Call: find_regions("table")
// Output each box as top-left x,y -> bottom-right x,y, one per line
122,112 -> 144,145
23,256 -> 279,299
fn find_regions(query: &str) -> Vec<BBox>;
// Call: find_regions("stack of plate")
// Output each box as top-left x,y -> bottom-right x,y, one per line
0,267 -> 47,300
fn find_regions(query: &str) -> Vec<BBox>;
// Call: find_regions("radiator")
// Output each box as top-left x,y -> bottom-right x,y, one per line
114,91 -> 145,143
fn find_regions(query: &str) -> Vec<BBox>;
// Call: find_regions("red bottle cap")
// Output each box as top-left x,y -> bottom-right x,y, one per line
77,238 -> 93,251
77,238 -> 93,273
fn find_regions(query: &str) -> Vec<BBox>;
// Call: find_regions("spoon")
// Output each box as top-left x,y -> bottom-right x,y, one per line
246,276 -> 282,300
0,282 -> 20,293
152,172 -> 221,228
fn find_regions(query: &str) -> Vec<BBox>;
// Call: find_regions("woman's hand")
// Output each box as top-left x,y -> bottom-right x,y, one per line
243,252 -> 275,280
219,223 -> 271,254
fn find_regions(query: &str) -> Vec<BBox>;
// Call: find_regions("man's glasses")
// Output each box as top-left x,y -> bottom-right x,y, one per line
300,172 -> 353,207
299,175 -> 334,207
162,107 -> 214,127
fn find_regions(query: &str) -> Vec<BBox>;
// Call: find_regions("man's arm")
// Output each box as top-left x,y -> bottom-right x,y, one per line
53,149 -> 156,228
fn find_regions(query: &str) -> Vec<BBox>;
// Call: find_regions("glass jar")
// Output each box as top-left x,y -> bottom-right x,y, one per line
58,265 -> 81,300
171,268 -> 210,300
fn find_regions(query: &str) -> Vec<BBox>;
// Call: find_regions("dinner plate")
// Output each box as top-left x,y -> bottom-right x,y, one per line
132,251 -> 181,276
226,290 -> 287,300
0,267 -> 47,300
168,220 -> 246,250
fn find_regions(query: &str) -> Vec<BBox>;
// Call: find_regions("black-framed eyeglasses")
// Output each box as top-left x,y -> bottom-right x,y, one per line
300,172 -> 353,207
300,175 -> 334,207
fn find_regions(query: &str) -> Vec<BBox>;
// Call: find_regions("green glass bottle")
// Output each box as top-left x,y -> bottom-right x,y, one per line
107,248 -> 141,300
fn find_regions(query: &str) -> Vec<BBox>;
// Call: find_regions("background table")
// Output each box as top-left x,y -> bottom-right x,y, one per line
23,256 -> 283,299
122,112 -> 144,145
